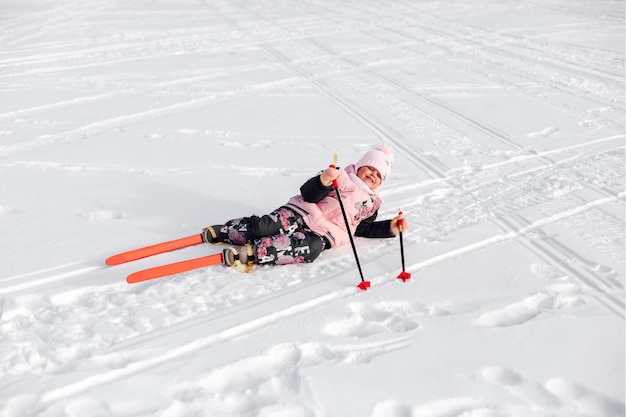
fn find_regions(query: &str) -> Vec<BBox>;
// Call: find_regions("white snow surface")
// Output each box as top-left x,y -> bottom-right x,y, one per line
1,0 -> 624,416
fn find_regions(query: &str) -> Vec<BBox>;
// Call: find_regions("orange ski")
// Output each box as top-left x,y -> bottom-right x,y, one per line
126,253 -> 224,283
106,234 -> 204,266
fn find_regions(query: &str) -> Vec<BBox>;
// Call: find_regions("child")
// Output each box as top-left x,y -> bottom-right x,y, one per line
202,144 -> 410,268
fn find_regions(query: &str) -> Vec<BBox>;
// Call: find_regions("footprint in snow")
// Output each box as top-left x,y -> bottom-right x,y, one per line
527,126 -> 560,139
368,368 -> 624,417
85,210 -> 126,222
482,366 -> 560,407
474,283 -> 586,327
370,398 -> 489,417
0,205 -> 25,214
191,340 -> 411,415
530,263 -> 568,281
482,366 -> 624,416
323,301 -> 420,338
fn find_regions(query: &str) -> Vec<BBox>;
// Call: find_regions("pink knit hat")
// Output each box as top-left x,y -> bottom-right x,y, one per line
355,144 -> 394,183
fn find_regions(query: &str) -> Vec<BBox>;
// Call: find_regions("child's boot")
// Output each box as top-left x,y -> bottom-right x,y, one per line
223,245 -> 256,269
202,225 -> 225,244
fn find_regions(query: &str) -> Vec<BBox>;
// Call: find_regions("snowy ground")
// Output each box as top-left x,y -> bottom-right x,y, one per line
1,0 -> 624,416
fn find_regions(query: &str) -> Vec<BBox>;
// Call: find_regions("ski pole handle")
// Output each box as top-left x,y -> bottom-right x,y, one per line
329,154 -> 339,188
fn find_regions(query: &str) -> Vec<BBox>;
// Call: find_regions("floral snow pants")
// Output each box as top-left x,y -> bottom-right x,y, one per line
219,207 -> 327,265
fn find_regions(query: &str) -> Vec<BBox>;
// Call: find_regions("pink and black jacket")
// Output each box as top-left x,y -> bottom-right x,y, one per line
285,164 -> 395,248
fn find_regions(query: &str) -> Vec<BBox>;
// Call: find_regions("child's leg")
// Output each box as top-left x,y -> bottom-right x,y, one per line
220,207 -> 304,245
219,216 -> 271,245
253,231 -> 326,265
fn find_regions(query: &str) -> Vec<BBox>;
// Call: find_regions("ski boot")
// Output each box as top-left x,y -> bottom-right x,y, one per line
202,225 -> 225,244
223,245 -> 256,272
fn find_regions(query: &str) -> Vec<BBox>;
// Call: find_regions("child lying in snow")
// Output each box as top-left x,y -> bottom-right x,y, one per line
202,144 -> 410,268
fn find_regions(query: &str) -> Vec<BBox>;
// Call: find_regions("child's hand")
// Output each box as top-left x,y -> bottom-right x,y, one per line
391,213 -> 410,235
320,167 -> 340,186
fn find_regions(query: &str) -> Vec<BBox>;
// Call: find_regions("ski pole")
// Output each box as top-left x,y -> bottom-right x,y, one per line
330,154 -> 371,291
396,210 -> 412,282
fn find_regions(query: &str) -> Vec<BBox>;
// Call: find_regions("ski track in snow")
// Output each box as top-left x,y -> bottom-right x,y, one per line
0,0 -> 624,416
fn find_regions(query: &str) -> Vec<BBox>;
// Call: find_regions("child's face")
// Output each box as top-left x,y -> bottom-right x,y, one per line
357,166 -> 382,189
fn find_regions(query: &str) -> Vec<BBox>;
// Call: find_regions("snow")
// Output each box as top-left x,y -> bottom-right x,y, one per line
0,0 -> 624,416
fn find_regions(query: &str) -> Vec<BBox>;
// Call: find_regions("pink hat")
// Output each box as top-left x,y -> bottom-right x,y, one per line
355,144 -> 394,183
